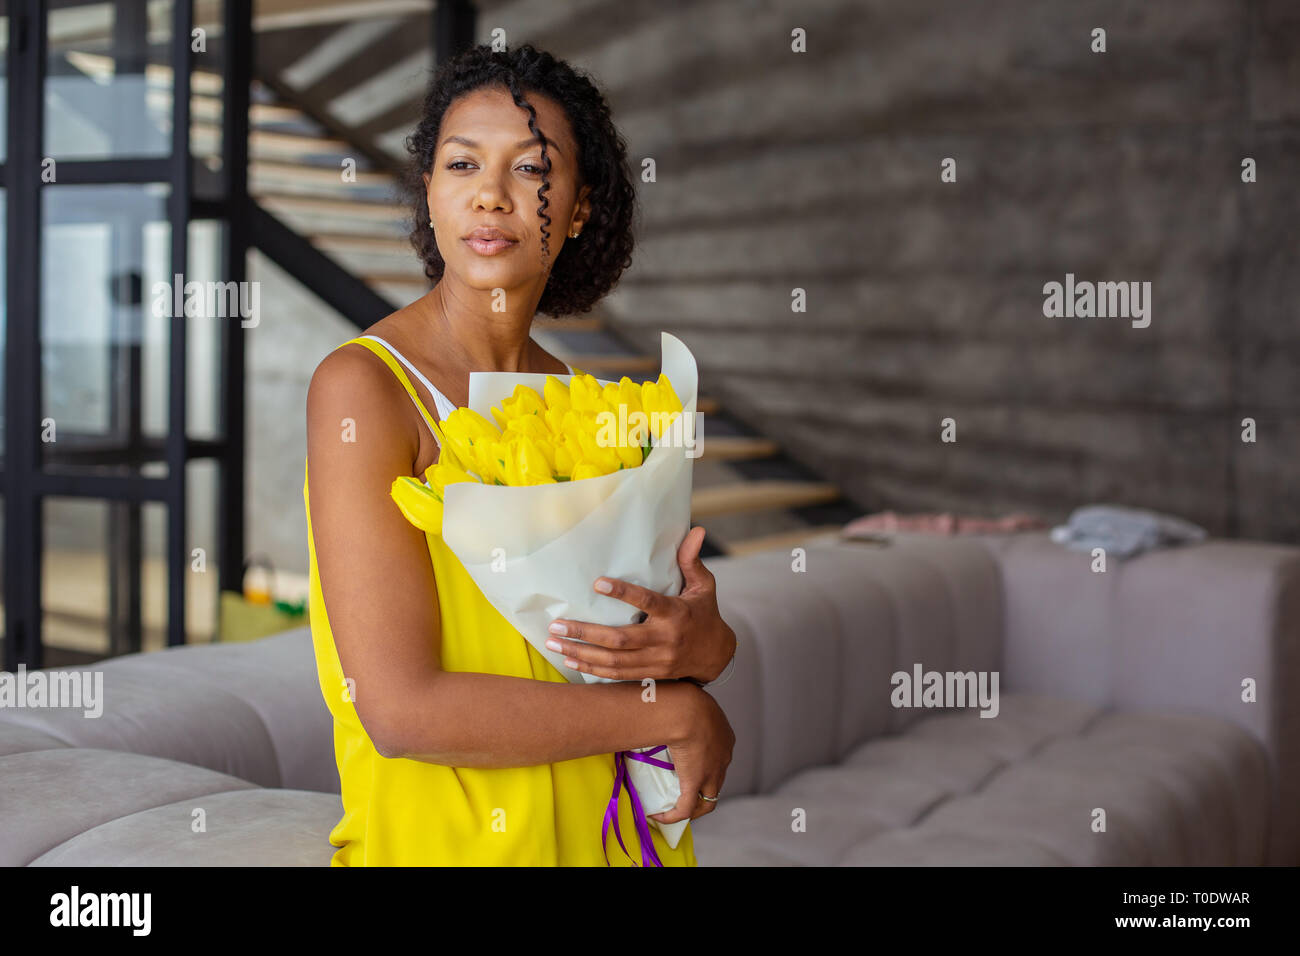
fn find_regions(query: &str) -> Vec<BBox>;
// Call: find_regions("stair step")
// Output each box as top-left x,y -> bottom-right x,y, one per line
250,160 -> 392,187
691,481 -> 841,519
721,525 -> 846,557
257,193 -> 407,220
196,122 -> 355,158
249,128 -> 354,157
188,96 -> 308,127
311,233 -> 411,255
699,436 -> 779,461
249,102 -> 312,126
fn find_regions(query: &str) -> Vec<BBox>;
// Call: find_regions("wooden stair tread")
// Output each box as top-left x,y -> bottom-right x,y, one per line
311,233 -> 411,253
257,193 -> 407,219
691,481 -> 841,519
250,161 -> 392,187
699,436 -> 779,461
248,129 -> 354,154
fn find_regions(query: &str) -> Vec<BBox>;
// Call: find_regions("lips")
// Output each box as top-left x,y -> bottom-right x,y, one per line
463,226 -> 519,256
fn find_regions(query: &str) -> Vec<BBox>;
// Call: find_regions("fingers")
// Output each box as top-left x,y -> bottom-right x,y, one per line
546,623 -> 674,680
691,777 -> 723,820
649,781 -> 700,825
593,575 -> 675,617
678,526 -> 715,592
650,777 -> 723,825
649,745 -> 702,825
548,618 -> 652,653
555,645 -> 670,681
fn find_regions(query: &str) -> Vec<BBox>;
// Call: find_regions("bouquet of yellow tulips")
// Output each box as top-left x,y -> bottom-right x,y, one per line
387,331 -> 700,853
389,368 -> 684,537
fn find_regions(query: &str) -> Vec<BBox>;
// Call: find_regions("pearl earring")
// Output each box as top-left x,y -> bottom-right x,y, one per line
429,217 -> 435,228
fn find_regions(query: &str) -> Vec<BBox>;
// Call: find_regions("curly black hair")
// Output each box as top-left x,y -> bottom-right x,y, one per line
399,44 -> 637,317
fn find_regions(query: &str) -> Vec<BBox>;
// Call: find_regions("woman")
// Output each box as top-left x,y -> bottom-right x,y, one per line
303,44 -> 737,866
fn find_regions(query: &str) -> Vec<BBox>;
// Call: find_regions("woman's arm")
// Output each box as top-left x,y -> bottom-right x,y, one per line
383,671 -> 694,767
306,345 -> 695,767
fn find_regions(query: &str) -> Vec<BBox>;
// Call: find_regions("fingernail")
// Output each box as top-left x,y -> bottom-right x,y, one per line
595,579 -> 613,593
548,622 -> 567,635
564,658 -> 579,669
545,638 -> 562,652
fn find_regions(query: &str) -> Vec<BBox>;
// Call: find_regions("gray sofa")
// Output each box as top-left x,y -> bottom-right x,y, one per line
2,531 -> 1296,866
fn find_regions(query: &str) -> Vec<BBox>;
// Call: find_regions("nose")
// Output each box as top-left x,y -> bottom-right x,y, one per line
472,169 -> 511,214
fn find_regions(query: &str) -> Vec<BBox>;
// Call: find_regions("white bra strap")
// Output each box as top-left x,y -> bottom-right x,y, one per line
359,335 -> 457,421
361,332 -> 575,416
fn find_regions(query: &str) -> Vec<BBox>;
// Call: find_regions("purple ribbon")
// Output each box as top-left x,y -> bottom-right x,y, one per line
602,745 -> 676,867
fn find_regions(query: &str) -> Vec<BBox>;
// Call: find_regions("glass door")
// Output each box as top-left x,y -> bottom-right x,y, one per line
3,0 -> 249,668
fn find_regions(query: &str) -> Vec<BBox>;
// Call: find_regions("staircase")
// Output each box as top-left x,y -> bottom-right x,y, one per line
230,7 -> 862,559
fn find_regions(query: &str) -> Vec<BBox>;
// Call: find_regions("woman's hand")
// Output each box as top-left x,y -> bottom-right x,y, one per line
651,681 -> 734,824
545,526 -> 738,684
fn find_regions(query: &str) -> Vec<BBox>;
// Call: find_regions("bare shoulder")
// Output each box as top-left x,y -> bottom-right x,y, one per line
306,340 -> 419,461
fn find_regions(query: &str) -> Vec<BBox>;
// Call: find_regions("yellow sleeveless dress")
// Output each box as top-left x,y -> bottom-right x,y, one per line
304,335 -> 697,866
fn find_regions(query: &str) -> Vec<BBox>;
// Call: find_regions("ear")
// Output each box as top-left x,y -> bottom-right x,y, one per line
571,184 -> 593,232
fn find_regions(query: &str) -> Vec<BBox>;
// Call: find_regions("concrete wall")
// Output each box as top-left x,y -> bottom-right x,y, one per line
482,0 -> 1300,543
245,250 -> 355,575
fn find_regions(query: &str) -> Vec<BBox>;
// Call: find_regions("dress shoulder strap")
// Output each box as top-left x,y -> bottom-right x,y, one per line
339,334 -> 580,440
339,336 -> 443,436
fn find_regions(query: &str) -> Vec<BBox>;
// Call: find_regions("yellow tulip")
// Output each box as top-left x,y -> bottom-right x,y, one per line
490,384 -> 546,429
427,461 -> 479,497
570,460 -> 606,482
618,376 -> 644,416
554,441 -> 576,477
436,409 -> 501,474
390,476 -> 444,534
569,373 -> 609,413
504,435 -> 556,485
557,430 -> 586,472
543,405 -> 568,437
532,436 -> 559,472
641,373 -> 683,439
435,425 -> 474,473
505,412 -> 553,446
544,374 -> 572,412
426,417 -> 471,473
613,428 -> 643,469
480,439 -> 507,482
575,428 -> 622,475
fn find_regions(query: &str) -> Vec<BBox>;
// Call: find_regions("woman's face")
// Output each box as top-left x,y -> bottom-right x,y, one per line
424,85 -> 590,297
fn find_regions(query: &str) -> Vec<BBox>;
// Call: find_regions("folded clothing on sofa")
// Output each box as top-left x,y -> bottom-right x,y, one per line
1050,504 -> 1207,559
842,511 -> 1049,538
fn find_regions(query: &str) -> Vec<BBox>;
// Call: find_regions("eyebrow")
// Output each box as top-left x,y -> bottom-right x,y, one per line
440,134 -> 563,156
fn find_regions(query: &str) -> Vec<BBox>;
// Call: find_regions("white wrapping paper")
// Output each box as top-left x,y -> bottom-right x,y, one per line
441,331 -> 699,850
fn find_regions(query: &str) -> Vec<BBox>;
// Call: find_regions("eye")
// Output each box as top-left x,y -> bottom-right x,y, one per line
517,163 -> 544,175
446,160 -> 476,170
